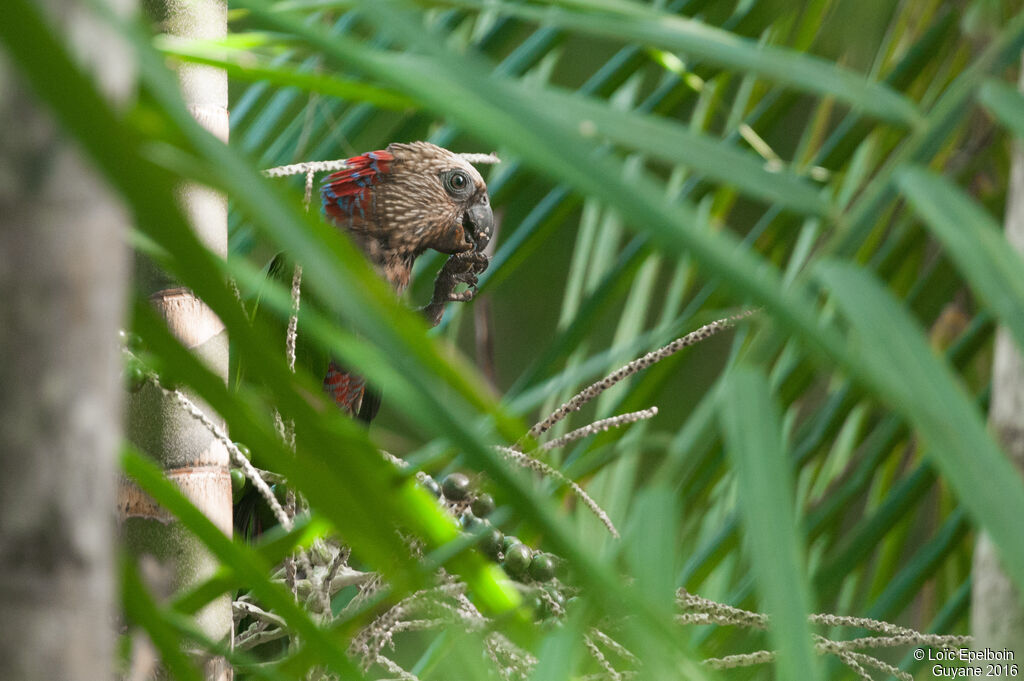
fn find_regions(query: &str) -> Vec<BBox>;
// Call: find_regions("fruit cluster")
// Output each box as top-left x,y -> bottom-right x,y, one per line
120,330 -> 148,393
420,472 -> 570,619
231,455 -> 572,619
425,474 -> 552,575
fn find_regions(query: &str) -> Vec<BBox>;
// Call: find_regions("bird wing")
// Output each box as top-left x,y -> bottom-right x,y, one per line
323,360 -> 380,422
320,150 -> 395,226
257,254 -> 382,421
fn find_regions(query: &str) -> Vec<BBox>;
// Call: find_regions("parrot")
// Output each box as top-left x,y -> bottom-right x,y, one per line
236,142 -> 495,538
262,141 -> 495,422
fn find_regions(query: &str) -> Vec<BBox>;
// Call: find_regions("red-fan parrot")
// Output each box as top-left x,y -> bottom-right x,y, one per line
261,141 -> 494,422
238,142 -> 494,538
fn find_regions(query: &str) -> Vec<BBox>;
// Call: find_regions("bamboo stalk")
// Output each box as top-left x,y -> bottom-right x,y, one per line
120,1 -> 233,678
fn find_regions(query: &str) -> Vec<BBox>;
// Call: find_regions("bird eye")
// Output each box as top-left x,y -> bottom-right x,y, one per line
443,170 -> 471,196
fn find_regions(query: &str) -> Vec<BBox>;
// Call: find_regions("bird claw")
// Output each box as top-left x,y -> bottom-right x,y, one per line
442,251 -> 489,295
421,251 -> 491,326
452,250 -> 490,273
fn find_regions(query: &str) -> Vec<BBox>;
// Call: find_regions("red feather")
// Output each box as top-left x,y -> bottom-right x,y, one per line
323,360 -> 367,415
320,150 -> 395,222
320,150 -> 396,421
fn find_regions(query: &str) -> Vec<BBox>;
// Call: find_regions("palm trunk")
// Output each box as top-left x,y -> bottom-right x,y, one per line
972,56 -> 1024,659
0,1 -> 133,679
119,1 -> 232,678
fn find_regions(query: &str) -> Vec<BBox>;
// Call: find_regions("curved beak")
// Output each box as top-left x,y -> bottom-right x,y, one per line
464,198 -> 494,252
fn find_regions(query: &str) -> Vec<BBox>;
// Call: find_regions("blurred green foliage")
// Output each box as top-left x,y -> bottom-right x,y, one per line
5,0 -> 1024,678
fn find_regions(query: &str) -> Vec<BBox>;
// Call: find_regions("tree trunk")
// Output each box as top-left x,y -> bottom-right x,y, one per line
972,56 -> 1024,659
119,1 -> 232,678
0,1 -> 133,679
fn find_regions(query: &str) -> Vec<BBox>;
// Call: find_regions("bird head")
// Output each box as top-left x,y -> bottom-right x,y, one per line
321,141 -> 495,269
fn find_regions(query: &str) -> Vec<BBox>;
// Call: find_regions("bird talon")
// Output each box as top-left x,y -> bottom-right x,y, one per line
444,252 -> 488,284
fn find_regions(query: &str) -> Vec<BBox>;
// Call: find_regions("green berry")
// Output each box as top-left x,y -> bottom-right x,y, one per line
529,554 -> 556,582
472,516 -> 493,535
119,329 -> 143,350
480,528 -> 504,559
124,360 -> 147,393
441,473 -> 471,501
272,483 -> 289,505
503,535 -> 520,552
230,469 -> 247,502
470,493 -> 495,518
503,543 -> 532,577
234,443 -> 251,459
